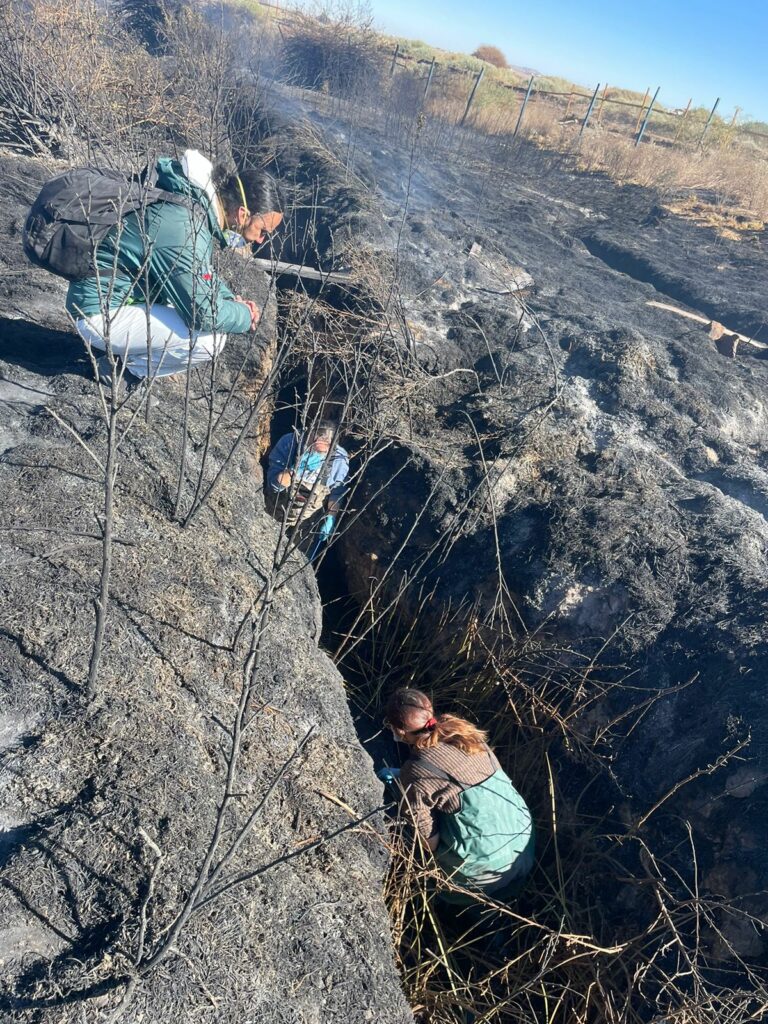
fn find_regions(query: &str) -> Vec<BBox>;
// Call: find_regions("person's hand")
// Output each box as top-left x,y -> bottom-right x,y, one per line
276,470 -> 293,488
236,297 -> 261,331
376,766 -> 400,784
244,299 -> 261,330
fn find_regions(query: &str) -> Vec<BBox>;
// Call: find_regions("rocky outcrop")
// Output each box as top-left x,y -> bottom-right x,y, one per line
0,154 -> 411,1022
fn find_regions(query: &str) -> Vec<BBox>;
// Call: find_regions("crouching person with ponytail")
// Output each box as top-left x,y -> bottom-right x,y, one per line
383,688 -> 535,905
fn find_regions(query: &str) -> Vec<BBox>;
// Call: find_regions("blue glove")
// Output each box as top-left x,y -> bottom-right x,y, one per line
319,514 -> 336,541
377,766 -> 401,784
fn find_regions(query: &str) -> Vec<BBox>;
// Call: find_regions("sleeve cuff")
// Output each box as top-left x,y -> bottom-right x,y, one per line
218,299 -> 253,335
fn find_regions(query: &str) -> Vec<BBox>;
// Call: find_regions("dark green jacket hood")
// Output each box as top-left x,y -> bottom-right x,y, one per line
152,157 -> 227,248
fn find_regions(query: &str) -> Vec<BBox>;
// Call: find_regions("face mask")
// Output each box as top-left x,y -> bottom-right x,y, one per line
225,229 -> 247,249
296,450 -> 326,485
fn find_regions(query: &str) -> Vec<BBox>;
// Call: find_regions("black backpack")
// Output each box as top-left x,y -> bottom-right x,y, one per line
23,166 -> 186,281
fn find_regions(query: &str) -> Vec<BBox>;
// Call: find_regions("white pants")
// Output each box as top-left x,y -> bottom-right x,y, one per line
75,305 -> 226,379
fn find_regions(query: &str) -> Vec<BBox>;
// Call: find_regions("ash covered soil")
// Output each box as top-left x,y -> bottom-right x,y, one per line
304,108 -> 768,941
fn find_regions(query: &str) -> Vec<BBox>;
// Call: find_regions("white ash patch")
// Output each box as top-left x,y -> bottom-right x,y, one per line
714,398 -> 768,446
558,375 -> 602,423
0,710 -> 38,752
531,573 -> 629,631
0,923 -> 66,967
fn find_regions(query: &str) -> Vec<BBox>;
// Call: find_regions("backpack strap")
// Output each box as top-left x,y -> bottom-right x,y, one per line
141,159 -> 224,240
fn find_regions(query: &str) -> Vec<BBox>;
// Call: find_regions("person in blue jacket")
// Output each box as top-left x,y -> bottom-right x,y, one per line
266,420 -> 349,543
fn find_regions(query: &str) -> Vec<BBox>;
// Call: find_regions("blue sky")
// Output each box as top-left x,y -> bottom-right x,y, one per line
368,0 -> 768,122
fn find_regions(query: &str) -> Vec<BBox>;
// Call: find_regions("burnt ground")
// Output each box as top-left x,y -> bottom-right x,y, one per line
283,101 -> 768,955
1,88 -> 767,1015
0,153 -> 411,1022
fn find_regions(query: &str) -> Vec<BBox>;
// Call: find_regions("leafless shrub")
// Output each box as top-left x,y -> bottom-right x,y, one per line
279,5 -> 384,100
160,3 -> 278,157
116,0 -> 182,54
0,0 -> 171,160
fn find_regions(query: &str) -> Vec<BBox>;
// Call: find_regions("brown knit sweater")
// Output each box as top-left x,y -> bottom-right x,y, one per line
398,742 -> 501,843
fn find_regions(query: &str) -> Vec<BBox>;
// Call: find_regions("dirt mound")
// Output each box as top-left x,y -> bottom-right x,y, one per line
0,154 -> 410,1022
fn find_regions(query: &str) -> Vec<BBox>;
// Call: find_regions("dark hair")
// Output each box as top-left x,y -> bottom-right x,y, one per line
386,687 -> 432,729
385,687 -> 488,755
214,166 -> 279,217
313,418 -> 338,440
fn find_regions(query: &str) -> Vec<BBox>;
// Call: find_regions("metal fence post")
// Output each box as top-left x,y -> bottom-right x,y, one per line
579,82 -> 601,138
635,85 -> 660,145
513,76 -> 535,136
596,83 -> 609,125
460,66 -> 485,126
724,106 -> 741,147
423,56 -> 436,99
633,88 -> 650,136
673,98 -> 692,143
390,44 -> 399,76
699,97 -> 720,147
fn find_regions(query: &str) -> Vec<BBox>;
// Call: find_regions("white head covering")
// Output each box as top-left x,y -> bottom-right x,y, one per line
180,149 -> 218,209
181,148 -> 247,247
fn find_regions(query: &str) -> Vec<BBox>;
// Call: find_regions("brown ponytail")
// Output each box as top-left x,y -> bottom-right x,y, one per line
385,688 -> 489,755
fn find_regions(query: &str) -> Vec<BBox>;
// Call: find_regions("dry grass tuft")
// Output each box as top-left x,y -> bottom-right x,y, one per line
572,134 -> 768,220
335,589 -> 768,1024
661,195 -> 765,239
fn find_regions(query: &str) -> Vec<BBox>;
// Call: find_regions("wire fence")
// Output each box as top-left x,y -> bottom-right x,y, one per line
386,44 -> 768,154
252,2 -> 767,158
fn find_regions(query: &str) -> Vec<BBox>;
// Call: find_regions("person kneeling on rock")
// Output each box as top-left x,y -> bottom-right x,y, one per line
266,420 -> 349,545
380,688 -> 535,905
27,150 -> 282,390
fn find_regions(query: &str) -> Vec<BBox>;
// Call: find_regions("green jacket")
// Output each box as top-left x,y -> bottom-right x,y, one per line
66,158 -> 251,335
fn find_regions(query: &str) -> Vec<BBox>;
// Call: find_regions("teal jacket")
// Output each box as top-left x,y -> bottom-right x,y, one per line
66,158 -> 251,335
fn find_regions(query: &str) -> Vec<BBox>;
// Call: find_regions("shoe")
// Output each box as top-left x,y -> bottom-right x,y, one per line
134,382 -> 160,412
94,354 -> 142,390
94,356 -> 158,410
94,354 -> 117,386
